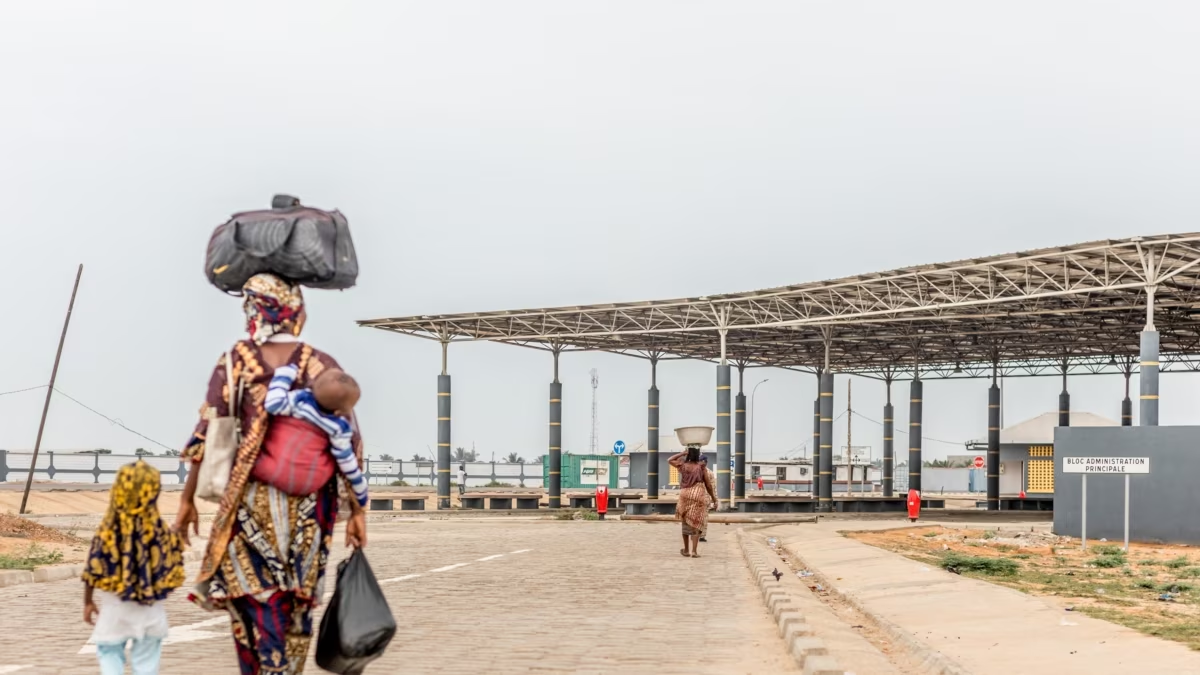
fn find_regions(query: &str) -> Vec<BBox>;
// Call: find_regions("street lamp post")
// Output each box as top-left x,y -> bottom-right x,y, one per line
749,379 -> 769,486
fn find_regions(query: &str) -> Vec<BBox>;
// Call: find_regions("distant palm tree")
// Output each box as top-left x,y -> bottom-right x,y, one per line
452,447 -> 479,463
529,455 -> 544,464
379,453 -> 394,461
409,454 -> 426,462
505,453 -> 524,464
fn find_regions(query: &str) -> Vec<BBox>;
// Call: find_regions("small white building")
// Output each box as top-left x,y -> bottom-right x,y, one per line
966,412 -> 1118,497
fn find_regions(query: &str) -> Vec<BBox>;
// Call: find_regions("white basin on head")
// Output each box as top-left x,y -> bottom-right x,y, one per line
674,426 -> 714,447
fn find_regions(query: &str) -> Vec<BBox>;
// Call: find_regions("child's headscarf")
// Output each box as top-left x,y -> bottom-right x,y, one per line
242,273 -> 305,345
81,461 -> 185,605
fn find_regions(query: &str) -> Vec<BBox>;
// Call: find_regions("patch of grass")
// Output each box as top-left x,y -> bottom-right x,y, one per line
1012,553 -> 1033,560
982,530 -> 996,540
1093,545 -> 1123,556
922,532 -> 939,538
1135,579 -> 1156,590
995,544 -> 1016,553
1160,582 -> 1192,594
1093,554 -> 1127,569
1180,567 -> 1200,578
940,552 -> 1018,576
390,480 -> 410,487
1165,556 -> 1191,569
0,544 -> 64,570
485,480 -> 514,487
554,510 -> 599,521
1080,606 -> 1200,651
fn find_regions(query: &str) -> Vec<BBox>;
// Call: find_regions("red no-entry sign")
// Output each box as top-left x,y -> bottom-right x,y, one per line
973,456 -> 985,469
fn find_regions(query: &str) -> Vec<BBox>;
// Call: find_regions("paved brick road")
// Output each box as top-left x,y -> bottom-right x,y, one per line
0,519 -> 798,674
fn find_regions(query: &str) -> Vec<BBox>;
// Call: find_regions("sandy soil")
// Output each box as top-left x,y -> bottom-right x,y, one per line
849,525 -> 1200,649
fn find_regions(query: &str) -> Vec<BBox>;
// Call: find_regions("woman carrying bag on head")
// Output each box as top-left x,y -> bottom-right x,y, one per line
174,273 -> 367,675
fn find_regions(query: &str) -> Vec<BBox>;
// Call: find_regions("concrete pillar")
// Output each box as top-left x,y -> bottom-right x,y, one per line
908,378 -> 923,493
812,393 -> 820,499
1059,365 -> 1070,427
647,381 -> 660,500
882,384 -> 894,498
716,364 -> 732,509
818,371 -> 834,511
987,382 -> 1000,511
1122,370 -> 1133,427
1140,331 -> 1159,426
437,374 -> 451,510
735,387 -> 747,500
549,380 -> 562,508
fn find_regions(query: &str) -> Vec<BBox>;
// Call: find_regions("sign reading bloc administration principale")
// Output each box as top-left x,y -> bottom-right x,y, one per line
1063,457 -> 1150,474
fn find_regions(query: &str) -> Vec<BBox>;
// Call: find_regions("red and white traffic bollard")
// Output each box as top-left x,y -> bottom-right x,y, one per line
906,489 -> 921,522
756,476 -> 764,491
596,485 -> 609,520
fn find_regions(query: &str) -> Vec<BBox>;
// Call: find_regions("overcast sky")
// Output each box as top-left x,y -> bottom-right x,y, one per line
3,2 -> 1200,464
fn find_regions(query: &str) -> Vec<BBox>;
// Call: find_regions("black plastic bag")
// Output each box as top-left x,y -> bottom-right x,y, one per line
316,549 -> 396,674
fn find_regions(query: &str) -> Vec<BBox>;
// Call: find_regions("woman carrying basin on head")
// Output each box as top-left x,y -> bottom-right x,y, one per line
668,446 -> 717,558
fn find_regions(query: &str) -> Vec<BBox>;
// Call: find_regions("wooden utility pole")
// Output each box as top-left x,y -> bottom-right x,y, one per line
20,264 -> 83,515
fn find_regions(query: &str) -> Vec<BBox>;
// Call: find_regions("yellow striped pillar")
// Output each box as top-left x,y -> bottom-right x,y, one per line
735,390 -> 746,500
987,382 -> 1000,511
648,384 -> 659,499
1140,331 -> 1159,426
908,378 -> 923,493
882,393 -> 894,498
818,371 -> 834,511
437,374 -> 451,509
717,365 -> 732,508
549,381 -> 562,508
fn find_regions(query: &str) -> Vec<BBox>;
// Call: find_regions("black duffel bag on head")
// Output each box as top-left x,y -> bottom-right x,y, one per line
206,194 -> 359,294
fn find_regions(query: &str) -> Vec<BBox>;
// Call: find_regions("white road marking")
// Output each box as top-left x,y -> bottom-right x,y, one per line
379,573 -> 422,584
75,548 -> 535,656
77,616 -> 231,654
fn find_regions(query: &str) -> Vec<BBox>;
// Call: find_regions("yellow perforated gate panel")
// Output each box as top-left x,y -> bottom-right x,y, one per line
1029,445 -> 1053,457
1027,459 -> 1054,493
669,465 -> 680,486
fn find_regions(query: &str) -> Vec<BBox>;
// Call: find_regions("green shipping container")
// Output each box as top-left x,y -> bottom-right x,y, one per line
541,454 -> 619,489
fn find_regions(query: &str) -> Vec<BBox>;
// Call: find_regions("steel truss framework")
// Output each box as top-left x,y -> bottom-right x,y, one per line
360,234 -> 1200,379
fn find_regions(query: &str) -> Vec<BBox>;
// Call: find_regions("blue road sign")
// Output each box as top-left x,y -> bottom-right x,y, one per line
613,440 -> 626,455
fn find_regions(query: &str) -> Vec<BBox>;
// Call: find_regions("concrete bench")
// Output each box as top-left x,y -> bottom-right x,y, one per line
370,497 -> 426,511
565,491 -> 644,509
461,492 -> 544,510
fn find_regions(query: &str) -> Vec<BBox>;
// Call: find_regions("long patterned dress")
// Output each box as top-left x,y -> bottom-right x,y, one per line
671,458 -> 716,536
183,340 -> 362,675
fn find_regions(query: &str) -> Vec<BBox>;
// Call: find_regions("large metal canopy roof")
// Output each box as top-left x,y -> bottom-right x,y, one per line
360,234 -> 1200,379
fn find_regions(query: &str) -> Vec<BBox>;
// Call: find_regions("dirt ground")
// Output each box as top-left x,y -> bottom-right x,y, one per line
0,513 -> 89,567
849,525 -> 1200,650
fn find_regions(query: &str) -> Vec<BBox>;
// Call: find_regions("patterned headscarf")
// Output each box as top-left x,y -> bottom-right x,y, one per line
242,273 -> 305,344
82,461 -> 185,605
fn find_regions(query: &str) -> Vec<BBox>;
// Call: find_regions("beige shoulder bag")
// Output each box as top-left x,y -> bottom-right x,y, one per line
195,349 -> 244,503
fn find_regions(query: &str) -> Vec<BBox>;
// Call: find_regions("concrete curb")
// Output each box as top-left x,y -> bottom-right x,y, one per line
0,550 -> 204,590
736,530 -> 846,675
626,514 -> 819,524
781,544 -> 972,675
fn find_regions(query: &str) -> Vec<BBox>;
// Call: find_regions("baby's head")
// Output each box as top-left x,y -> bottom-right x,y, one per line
312,369 -> 361,416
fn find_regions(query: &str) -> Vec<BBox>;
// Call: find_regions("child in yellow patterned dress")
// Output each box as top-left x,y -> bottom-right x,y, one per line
81,460 -> 185,675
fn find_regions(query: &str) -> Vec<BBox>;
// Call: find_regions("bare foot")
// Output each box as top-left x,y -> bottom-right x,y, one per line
680,548 -> 689,557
